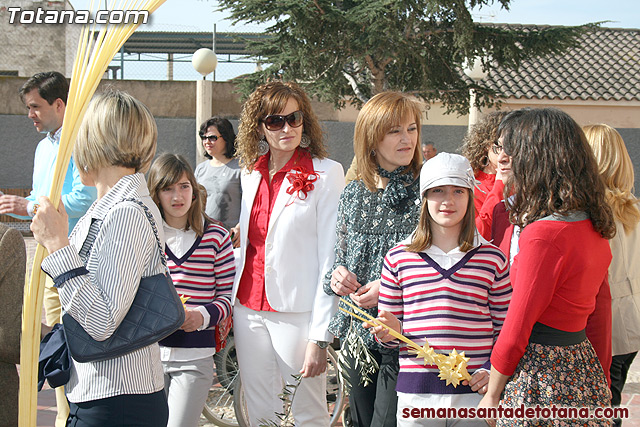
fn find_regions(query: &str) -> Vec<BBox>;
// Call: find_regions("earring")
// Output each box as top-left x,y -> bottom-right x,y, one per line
371,149 -> 377,157
299,134 -> 311,148
257,136 -> 270,156
481,155 -> 489,167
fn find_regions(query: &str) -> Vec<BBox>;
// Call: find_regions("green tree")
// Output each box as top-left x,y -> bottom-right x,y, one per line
219,0 -> 593,115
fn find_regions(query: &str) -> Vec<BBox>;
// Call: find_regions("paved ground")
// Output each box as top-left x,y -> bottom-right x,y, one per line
19,236 -> 640,426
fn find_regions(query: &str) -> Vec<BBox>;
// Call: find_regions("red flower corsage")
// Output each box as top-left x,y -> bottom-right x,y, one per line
286,166 -> 320,204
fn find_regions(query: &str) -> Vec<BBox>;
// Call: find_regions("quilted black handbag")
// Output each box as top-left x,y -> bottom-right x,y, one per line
62,199 -> 185,363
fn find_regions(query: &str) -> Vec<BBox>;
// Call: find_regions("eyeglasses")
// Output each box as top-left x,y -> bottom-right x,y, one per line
202,135 -> 219,142
491,143 -> 504,155
263,110 -> 304,131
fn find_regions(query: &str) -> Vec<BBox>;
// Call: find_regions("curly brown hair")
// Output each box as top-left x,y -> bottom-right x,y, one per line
461,111 -> 509,173
235,81 -> 327,171
501,108 -> 615,239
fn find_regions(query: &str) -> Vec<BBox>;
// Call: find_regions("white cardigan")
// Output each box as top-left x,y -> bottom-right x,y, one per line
232,157 -> 345,342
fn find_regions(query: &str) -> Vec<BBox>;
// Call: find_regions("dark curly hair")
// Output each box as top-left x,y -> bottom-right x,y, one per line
501,108 -> 615,239
235,81 -> 327,171
461,111 -> 509,173
199,116 -> 236,159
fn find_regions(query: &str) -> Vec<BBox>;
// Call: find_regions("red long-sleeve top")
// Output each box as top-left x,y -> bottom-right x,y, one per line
237,149 -> 315,311
490,218 -> 613,384
476,179 -> 505,240
473,170 -> 497,219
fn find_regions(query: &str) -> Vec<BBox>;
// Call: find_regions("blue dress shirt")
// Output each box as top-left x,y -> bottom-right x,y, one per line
14,127 -> 97,232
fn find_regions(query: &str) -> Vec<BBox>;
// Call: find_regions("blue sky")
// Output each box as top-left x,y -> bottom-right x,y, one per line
67,0 -> 640,80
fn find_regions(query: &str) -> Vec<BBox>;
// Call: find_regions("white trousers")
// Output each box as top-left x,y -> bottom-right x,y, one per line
233,303 -> 330,427
163,356 -> 215,427
397,392 -> 485,427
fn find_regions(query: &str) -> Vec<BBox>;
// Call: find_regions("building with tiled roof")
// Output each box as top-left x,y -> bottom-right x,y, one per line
425,24 -> 640,130
2,21 -> 640,197
484,25 -> 640,102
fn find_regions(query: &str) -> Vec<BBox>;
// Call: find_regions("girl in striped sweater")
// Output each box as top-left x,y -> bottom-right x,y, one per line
148,153 -> 235,427
369,153 -> 512,426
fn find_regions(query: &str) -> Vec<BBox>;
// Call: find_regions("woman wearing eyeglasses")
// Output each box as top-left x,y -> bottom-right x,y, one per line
461,111 -> 508,225
231,81 -> 344,427
195,117 -> 242,245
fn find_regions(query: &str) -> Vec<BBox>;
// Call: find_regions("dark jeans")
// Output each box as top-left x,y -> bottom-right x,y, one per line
66,390 -> 168,427
610,352 -> 637,427
344,347 -> 399,427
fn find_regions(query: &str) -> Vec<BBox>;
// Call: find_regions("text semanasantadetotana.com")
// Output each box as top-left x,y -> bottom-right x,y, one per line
401,405 -> 629,420
7,7 -> 149,25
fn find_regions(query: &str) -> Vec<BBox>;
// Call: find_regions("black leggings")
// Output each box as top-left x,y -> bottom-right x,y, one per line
610,352 -> 637,427
66,390 -> 168,427
343,347 -> 399,427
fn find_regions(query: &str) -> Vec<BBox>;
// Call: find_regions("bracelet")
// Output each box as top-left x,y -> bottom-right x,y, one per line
27,201 -> 39,217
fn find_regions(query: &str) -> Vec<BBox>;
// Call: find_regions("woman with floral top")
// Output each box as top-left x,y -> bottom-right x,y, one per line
478,109 -> 615,426
230,81 -> 344,427
324,91 -> 424,427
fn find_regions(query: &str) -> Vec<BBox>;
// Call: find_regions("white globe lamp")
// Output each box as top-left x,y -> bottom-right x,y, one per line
463,57 -> 489,130
192,48 -> 218,78
463,57 -> 488,82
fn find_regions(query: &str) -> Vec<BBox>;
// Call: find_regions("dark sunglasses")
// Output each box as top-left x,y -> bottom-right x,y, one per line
263,110 -> 304,131
202,135 -> 220,142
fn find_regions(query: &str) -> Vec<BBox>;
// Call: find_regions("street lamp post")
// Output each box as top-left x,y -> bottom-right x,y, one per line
192,48 -> 218,165
463,57 -> 489,131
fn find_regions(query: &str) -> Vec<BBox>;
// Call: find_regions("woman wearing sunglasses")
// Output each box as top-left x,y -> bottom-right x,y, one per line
231,81 -> 344,427
195,117 -> 242,245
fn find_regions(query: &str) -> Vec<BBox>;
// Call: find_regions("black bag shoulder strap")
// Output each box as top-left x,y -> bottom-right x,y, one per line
78,198 -> 167,270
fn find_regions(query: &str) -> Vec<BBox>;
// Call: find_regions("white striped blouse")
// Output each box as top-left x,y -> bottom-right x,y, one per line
41,173 -> 166,403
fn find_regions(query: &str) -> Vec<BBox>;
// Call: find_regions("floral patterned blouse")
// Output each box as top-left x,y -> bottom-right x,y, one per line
324,176 -> 421,353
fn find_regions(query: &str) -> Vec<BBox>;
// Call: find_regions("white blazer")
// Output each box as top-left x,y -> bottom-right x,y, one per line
232,157 -> 345,342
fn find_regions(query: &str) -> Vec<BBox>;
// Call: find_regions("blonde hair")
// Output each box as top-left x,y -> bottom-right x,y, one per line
75,90 -> 157,174
355,92 -> 424,192
406,189 -> 476,252
235,81 -> 327,171
147,153 -> 206,236
583,124 -> 640,234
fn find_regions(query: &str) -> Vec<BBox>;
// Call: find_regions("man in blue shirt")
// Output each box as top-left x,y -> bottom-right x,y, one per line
0,71 -> 96,427
0,71 -> 96,230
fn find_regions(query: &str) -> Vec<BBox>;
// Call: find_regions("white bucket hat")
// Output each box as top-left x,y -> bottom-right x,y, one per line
419,153 -> 476,197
